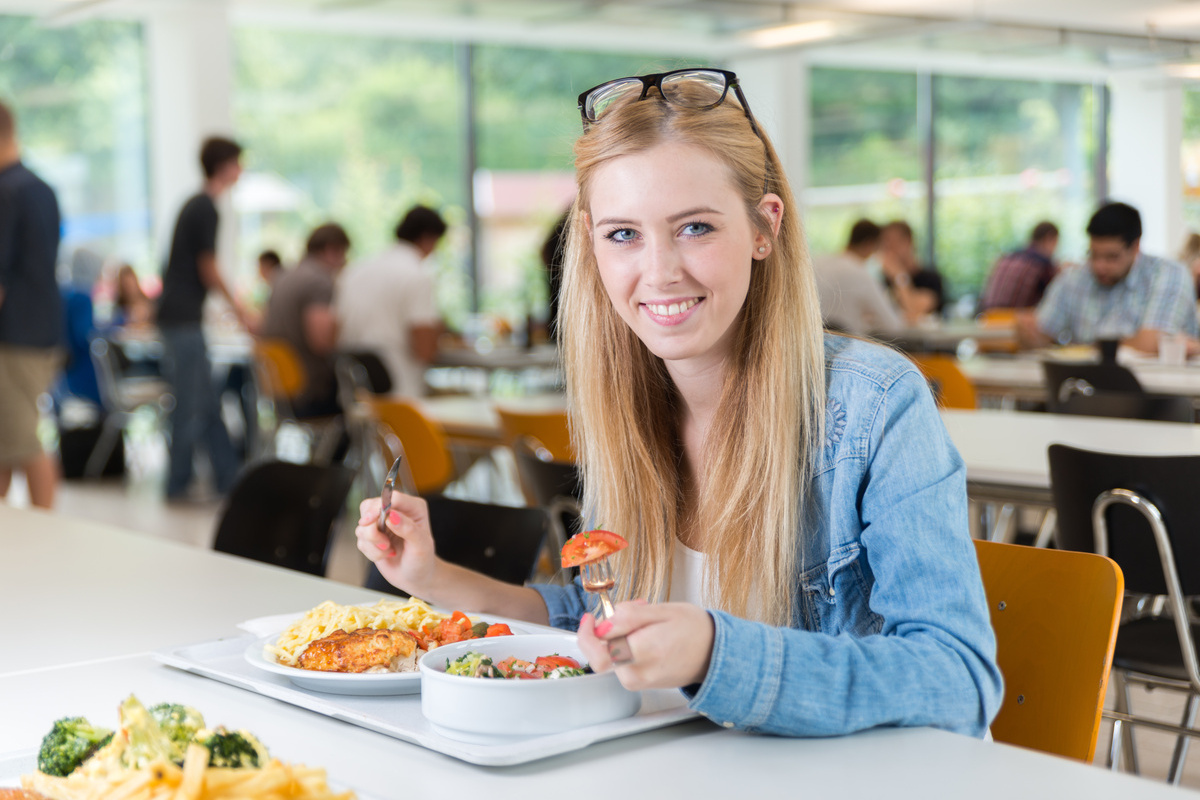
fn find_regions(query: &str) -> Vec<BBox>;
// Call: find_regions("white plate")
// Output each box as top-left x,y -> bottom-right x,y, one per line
245,621 -> 533,696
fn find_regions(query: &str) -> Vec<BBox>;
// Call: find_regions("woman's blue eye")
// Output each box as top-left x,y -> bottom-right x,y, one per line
605,228 -> 637,243
681,222 -> 714,237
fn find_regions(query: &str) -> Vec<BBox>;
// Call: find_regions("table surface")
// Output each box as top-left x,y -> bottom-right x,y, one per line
961,353 -> 1200,398
420,393 -> 565,444
2,505 -> 1194,797
942,408 -> 1200,490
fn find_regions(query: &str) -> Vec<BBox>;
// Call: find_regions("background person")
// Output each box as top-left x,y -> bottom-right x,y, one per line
112,263 -> 154,328
0,100 -> 63,510
353,68 -> 1001,738
879,220 -> 944,323
1178,232 -> 1200,299
978,221 -> 1059,312
156,136 -> 248,501
335,205 -> 446,397
261,222 -> 351,418
811,218 -> 902,337
1019,202 -> 1199,355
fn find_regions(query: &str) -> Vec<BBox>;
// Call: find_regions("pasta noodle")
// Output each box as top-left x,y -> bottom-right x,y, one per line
266,598 -> 450,666
21,745 -> 354,800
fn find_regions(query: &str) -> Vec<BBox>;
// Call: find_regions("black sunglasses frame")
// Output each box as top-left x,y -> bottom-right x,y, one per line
577,68 -> 762,140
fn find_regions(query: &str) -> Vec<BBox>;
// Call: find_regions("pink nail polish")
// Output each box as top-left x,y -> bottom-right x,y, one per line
388,510 -> 402,526
595,620 -> 613,637
376,541 -> 389,550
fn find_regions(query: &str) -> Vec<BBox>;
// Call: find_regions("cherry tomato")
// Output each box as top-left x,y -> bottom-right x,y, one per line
485,623 -> 514,637
535,655 -> 581,671
561,529 -> 628,568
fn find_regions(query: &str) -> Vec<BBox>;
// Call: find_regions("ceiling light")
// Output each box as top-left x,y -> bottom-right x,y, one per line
744,20 -> 838,50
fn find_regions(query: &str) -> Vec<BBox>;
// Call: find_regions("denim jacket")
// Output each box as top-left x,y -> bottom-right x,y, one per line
532,334 -> 1003,738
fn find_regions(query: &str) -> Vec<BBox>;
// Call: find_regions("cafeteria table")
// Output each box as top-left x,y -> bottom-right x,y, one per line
1,504 -> 1194,798
960,353 -> 1200,404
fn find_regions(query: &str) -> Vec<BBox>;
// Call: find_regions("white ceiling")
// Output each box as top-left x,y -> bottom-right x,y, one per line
8,0 -> 1200,69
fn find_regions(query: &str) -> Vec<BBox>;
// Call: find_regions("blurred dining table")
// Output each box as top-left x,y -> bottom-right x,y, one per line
885,320 -> 1014,354
419,392 -> 566,448
1,503 -> 1192,799
959,352 -> 1200,404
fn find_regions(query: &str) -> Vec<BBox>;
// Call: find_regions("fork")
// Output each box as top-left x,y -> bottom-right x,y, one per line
581,557 -> 633,664
377,456 -> 403,533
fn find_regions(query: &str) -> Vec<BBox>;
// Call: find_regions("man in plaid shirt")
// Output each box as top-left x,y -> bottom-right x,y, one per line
1018,202 -> 1198,356
978,221 -> 1058,311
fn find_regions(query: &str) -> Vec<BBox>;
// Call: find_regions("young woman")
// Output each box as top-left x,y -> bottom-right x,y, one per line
356,68 -> 1002,738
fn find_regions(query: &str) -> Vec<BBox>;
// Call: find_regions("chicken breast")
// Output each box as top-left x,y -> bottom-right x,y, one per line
297,628 -> 418,673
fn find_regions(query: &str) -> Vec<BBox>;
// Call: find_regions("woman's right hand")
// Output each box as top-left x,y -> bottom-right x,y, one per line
355,493 -> 440,597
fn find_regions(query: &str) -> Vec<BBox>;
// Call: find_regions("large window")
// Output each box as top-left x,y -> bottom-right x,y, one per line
1182,87 -> 1200,241
233,28 -> 470,323
934,77 -> 1095,303
809,66 -> 1098,310
806,68 -> 926,263
0,15 -> 151,283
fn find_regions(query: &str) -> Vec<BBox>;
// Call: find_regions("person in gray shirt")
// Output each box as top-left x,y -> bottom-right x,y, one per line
812,219 -> 902,337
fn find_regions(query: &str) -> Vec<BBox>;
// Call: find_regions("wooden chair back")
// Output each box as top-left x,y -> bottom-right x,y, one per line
367,397 -> 455,495
495,407 -> 574,463
254,338 -> 307,401
911,353 -> 978,409
973,539 -> 1123,762
976,308 -> 1019,354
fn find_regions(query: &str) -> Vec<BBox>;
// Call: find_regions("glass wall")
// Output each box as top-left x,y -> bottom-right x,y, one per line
934,77 -> 1094,304
1182,87 -> 1200,249
809,66 -> 1098,310
0,15 -> 151,289
806,68 -> 926,263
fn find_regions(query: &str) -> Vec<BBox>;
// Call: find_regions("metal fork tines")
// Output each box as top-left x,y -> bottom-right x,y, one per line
377,456 -> 402,532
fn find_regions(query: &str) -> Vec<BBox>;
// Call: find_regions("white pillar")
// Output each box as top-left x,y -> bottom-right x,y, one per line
1108,70 -> 1184,257
144,0 -> 237,283
728,52 -> 810,202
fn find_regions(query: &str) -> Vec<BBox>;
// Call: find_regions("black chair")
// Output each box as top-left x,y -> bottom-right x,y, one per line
87,336 -> 174,478
1042,360 -> 1142,412
1049,444 -> 1200,782
366,495 -> 550,595
339,349 -> 393,395
213,460 -> 355,576
1057,391 -> 1195,423
512,436 -> 581,568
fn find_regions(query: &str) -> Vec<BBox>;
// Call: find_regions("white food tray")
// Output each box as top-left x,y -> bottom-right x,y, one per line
153,635 -> 699,766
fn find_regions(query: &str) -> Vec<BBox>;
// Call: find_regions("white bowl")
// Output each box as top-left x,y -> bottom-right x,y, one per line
418,632 -> 641,741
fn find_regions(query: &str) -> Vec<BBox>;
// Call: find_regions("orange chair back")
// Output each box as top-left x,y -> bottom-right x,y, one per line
496,408 -> 574,463
976,308 -> 1020,354
974,539 -> 1123,762
911,353 -> 977,409
254,338 -> 307,401
368,397 -> 455,495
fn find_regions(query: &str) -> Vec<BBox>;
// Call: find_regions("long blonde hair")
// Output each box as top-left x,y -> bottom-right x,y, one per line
559,78 -> 825,626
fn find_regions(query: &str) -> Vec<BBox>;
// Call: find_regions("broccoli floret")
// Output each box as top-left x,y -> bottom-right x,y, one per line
118,695 -> 181,769
37,717 -> 114,777
195,728 -> 269,768
149,703 -> 205,750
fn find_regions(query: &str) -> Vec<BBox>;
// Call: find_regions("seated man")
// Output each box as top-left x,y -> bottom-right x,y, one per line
1019,202 -> 1198,356
880,220 -> 944,323
812,218 -> 902,337
978,221 -> 1059,311
261,223 -> 351,417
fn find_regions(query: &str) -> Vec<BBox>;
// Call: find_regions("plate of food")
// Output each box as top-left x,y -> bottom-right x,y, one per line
13,694 -> 363,800
245,597 -> 522,696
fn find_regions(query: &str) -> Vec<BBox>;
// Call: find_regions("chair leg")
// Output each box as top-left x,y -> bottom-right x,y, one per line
1168,693 -> 1200,784
84,415 -> 124,479
1032,508 -> 1057,548
1110,671 -> 1140,774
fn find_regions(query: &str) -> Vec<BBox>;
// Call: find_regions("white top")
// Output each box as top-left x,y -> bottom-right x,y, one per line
812,251 -> 903,336
334,241 -> 438,397
668,538 -> 710,605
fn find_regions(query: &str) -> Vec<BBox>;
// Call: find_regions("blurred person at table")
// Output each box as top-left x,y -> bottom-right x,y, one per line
335,205 -> 446,397
879,219 -> 944,324
811,218 -> 902,337
1177,231 -> 1200,299
0,100 -> 63,510
111,263 -> 154,328
156,136 -> 249,501
242,249 -> 283,335
354,68 -> 1001,739
262,223 -> 351,418
1018,201 -> 1199,356
977,221 -> 1059,312
55,248 -> 105,411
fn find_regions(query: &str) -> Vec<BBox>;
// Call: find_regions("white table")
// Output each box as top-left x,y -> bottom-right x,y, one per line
419,393 -> 565,447
2,505 -> 1196,796
961,354 -> 1200,403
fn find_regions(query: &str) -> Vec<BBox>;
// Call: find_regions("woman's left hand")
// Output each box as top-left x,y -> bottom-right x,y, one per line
577,600 -> 715,691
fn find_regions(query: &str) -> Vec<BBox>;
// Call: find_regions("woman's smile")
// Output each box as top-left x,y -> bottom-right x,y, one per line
642,297 -> 703,325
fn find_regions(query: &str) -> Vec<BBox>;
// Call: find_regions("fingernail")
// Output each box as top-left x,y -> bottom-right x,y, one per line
376,541 -> 389,550
595,620 -> 613,636
388,510 -> 402,526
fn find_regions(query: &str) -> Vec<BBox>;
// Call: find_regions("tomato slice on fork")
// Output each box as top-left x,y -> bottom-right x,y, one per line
561,529 -> 628,568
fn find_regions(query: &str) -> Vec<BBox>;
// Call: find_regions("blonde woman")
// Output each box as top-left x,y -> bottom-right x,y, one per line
356,68 -> 1001,737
